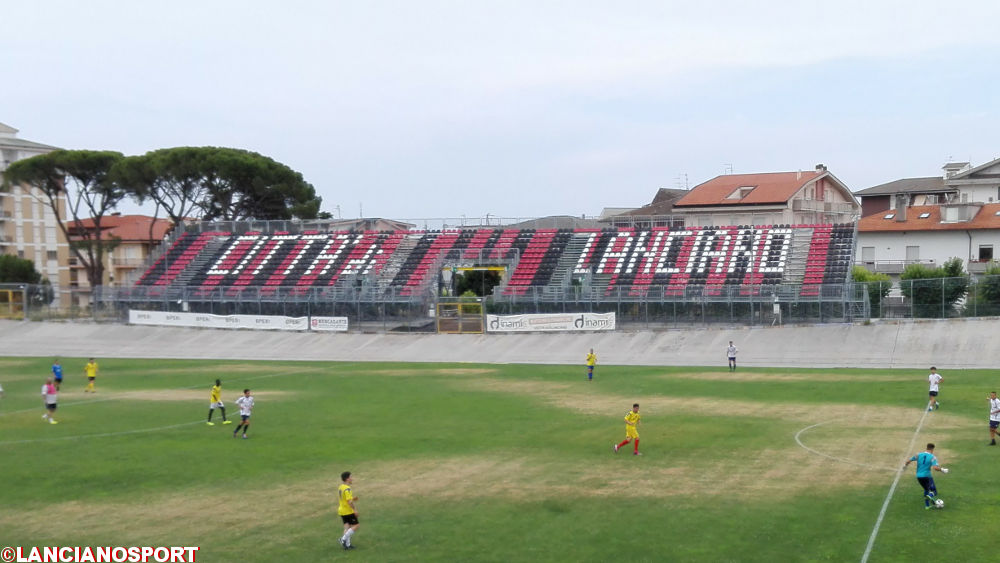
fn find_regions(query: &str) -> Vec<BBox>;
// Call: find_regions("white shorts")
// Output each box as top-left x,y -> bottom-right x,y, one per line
210,401 -> 224,408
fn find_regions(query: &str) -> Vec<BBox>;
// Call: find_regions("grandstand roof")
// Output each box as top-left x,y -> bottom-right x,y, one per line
674,171 -> 825,207
70,214 -> 174,241
858,204 -> 1000,232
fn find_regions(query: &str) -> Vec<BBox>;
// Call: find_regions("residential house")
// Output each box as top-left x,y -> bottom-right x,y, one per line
857,204 -> 1000,275
670,165 -> 859,227
602,187 -> 688,229
856,158 -> 1000,275
67,214 -> 174,303
0,122 -> 72,302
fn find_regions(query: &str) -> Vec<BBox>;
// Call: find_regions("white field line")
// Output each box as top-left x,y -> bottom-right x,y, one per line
0,420 -> 206,446
0,369 -> 295,418
794,422 -> 899,472
859,404 -> 932,563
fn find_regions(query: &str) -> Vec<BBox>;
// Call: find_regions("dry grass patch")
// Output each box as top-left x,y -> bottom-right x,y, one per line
662,371 -> 915,383
52,389 -> 294,402
0,449 -> 894,543
117,364 -> 328,377
452,377 -> 968,429
367,367 -> 498,377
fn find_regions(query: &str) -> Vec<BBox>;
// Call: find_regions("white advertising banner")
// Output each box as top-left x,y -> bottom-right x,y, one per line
486,312 -> 616,332
129,310 -> 318,331
309,316 -> 350,332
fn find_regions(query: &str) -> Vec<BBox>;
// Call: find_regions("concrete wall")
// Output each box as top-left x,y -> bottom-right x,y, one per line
1,318 -> 998,369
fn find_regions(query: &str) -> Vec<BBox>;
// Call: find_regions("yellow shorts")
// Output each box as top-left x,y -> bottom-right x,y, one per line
625,427 -> 639,439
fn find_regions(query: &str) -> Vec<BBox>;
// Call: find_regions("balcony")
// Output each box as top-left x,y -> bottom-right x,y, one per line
112,257 -> 145,268
856,259 -> 936,275
968,260 -> 997,275
792,200 -> 856,213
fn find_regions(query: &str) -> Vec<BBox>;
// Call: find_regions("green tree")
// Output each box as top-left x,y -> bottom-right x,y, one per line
3,150 -> 124,289
964,263 -> 1000,316
852,266 -> 892,317
455,270 -> 502,297
112,147 -> 322,223
899,257 -> 968,318
0,255 -> 42,284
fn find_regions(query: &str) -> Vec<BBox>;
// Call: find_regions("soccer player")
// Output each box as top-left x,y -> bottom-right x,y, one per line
52,359 -> 63,390
206,379 -> 231,426
989,392 -> 1000,445
904,443 -> 948,509
727,341 -> 738,372
927,367 -> 943,411
338,471 -> 360,550
84,358 -> 98,393
233,389 -> 254,439
41,377 -> 58,424
585,348 -> 597,381
613,403 -> 641,455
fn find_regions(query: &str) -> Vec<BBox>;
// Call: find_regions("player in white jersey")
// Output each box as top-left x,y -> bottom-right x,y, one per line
233,389 -> 255,439
727,341 -> 738,372
989,391 -> 1000,446
927,367 -> 943,412
41,377 -> 58,424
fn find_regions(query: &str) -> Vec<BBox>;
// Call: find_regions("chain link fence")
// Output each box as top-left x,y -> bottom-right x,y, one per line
11,276 -> 997,331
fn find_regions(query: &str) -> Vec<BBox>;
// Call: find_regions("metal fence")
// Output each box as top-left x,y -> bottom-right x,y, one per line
3,280 -> 865,330
866,275 -> 1000,319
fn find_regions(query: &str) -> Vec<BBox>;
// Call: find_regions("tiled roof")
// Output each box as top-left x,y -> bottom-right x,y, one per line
616,188 -> 688,216
673,171 -> 822,207
853,177 -> 947,196
70,215 -> 174,241
858,204 -> 1000,232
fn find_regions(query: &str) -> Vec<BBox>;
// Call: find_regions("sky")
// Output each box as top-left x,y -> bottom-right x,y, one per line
3,0 -> 1000,222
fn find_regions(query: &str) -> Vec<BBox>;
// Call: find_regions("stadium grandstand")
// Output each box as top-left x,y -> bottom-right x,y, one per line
106,219 -> 867,328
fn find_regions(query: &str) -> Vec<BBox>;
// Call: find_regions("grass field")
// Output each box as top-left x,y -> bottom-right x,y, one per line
2,357 -> 1000,562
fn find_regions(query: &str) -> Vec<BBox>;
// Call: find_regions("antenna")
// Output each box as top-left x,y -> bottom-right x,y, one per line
723,163 -> 734,175
674,173 -> 689,190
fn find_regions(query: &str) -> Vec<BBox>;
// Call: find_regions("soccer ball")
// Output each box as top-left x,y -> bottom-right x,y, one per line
934,499 -> 945,508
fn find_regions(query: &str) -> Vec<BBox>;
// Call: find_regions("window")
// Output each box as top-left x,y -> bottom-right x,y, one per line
727,186 -> 755,200
861,246 -> 875,261
905,246 -> 920,261
980,245 -> 994,261
918,212 -> 931,219
884,213 -> 895,219
47,251 -> 57,261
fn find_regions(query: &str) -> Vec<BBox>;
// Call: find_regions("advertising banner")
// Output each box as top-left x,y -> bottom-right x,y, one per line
129,310 -> 321,332
485,312 -> 616,332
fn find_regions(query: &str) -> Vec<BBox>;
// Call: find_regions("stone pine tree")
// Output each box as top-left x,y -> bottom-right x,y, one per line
112,147 -> 322,223
3,150 -> 125,290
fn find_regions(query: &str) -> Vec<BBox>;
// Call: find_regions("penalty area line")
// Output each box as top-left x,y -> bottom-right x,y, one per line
0,420 -> 206,446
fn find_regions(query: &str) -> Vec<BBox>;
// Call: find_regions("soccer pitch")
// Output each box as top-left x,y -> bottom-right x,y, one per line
1,357 -> 998,562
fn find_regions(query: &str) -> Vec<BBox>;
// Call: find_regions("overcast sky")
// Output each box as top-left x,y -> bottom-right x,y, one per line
3,1 -> 999,221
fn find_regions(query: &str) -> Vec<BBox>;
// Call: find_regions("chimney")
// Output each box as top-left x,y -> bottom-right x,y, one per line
942,162 -> 970,178
815,163 -> 827,172
895,194 -> 908,222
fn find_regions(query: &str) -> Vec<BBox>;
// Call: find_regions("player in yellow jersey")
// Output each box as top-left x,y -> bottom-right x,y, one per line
338,471 -> 360,550
586,349 -> 597,381
206,379 -> 231,425
614,403 -> 641,455
84,358 -> 98,393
